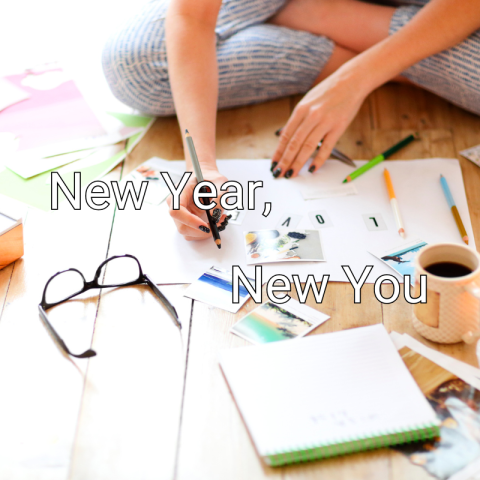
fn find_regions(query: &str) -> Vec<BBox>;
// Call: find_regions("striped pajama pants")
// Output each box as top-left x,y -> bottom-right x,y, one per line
102,0 -> 480,116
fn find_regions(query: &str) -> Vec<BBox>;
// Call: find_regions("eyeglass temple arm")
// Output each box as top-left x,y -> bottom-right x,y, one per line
143,274 -> 182,330
38,305 -> 97,359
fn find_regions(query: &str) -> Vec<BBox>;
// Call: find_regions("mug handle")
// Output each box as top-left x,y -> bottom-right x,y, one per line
461,283 -> 480,344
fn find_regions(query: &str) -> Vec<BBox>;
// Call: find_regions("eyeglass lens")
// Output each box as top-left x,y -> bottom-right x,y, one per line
97,256 -> 141,286
45,270 -> 85,305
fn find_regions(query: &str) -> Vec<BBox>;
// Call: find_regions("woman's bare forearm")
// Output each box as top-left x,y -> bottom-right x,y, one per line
348,0 -> 480,92
166,2 -> 221,172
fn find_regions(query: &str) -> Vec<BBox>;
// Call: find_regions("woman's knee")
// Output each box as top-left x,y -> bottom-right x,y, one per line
216,24 -> 334,109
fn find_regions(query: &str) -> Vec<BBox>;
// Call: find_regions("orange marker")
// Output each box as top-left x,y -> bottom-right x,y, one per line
384,168 -> 406,239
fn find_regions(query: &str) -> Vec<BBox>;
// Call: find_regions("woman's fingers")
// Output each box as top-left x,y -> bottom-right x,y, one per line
273,115 -> 318,178
211,207 -> 223,223
167,171 -> 234,241
169,204 -> 211,236
271,104 -> 308,173
309,130 -> 342,173
284,124 -> 328,178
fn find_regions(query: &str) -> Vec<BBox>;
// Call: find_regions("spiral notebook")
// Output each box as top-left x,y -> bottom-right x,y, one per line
220,324 -> 440,466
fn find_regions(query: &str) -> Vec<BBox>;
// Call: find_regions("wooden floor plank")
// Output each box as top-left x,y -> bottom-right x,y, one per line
0,263 -> 14,314
127,116 -> 185,166
177,297 -> 279,480
69,283 -> 191,480
69,149 -> 192,480
450,108 -> 480,248
0,192 -> 117,479
216,99 -> 290,160
370,84 -> 453,131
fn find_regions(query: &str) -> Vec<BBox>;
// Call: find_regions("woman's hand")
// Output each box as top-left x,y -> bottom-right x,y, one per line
271,66 -> 369,178
167,169 -> 229,241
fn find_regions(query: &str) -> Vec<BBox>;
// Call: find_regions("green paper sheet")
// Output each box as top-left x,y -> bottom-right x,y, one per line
0,150 -> 126,211
0,112 -> 153,211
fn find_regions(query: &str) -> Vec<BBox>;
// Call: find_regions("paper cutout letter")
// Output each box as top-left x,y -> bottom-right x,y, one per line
362,213 -> 387,231
308,210 -> 333,229
276,212 -> 302,229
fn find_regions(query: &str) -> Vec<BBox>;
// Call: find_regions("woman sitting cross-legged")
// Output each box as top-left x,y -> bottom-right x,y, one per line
102,0 -> 480,240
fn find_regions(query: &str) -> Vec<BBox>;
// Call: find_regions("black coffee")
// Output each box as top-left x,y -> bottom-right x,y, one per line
425,262 -> 473,278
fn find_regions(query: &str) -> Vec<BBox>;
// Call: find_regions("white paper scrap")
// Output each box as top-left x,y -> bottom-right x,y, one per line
302,183 -> 358,200
460,144 -> 480,168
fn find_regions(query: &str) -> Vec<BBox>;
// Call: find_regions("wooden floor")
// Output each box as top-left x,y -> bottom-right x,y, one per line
1,83 -> 480,480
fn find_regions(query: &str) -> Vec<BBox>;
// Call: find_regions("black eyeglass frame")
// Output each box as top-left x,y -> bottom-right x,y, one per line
38,254 -> 179,359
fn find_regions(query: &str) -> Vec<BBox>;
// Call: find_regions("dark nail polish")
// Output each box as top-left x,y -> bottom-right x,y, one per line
226,214 -> 232,220
218,224 -> 226,232
273,168 -> 282,178
212,208 -> 221,221
275,127 -> 282,136
309,166 -> 316,173
285,169 -> 293,179
199,225 -> 210,233
270,161 -> 278,172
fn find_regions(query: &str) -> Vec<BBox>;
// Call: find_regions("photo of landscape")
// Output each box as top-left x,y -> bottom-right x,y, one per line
231,301 -> 314,344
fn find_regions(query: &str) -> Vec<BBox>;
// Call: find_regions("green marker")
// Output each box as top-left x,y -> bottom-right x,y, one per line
343,133 -> 419,183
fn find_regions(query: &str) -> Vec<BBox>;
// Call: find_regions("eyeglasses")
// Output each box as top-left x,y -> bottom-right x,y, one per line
38,254 -> 181,359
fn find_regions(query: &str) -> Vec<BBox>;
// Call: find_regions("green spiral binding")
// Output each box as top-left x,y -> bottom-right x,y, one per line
266,422 -> 440,467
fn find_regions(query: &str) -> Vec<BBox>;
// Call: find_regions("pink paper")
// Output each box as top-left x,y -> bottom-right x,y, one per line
0,68 -> 106,151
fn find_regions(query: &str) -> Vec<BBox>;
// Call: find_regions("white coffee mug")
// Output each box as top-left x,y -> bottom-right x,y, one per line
413,243 -> 480,344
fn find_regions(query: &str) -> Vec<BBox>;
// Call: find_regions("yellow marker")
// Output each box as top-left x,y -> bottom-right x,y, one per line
384,168 -> 406,238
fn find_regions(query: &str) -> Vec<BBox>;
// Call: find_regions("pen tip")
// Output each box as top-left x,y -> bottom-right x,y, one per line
217,244 -> 221,249
185,129 -> 189,134
440,174 -> 443,178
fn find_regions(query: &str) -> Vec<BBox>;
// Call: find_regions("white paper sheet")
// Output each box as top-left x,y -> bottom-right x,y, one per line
390,332 -> 480,388
460,144 -> 480,169
300,181 -> 358,200
44,143 -> 125,184
111,157 -> 475,284
0,194 -> 24,235
5,128 -> 142,177
450,456 -> 480,480
7,148 -> 100,179
0,212 -> 17,236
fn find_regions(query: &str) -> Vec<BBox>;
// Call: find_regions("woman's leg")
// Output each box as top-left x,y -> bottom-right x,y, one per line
390,6 -> 480,115
102,0 -> 337,115
272,0 -> 480,115
270,0 -> 395,53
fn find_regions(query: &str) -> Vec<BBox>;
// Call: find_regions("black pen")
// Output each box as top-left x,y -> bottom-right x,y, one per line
185,129 -> 221,249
